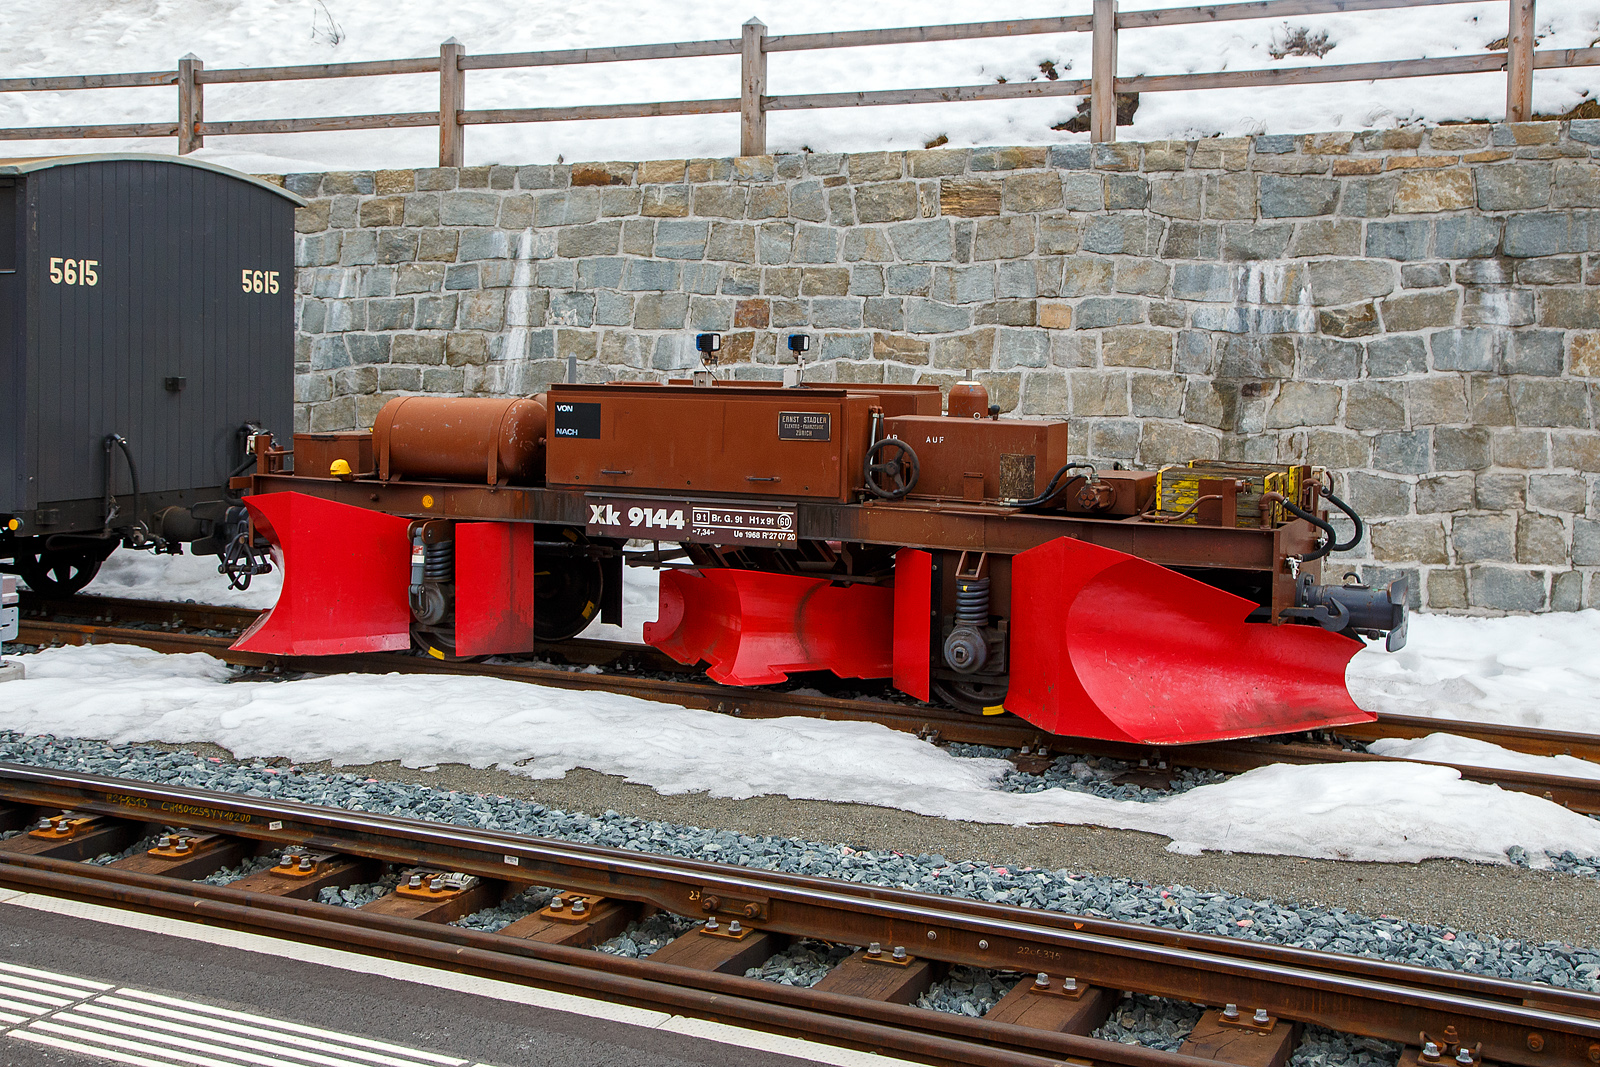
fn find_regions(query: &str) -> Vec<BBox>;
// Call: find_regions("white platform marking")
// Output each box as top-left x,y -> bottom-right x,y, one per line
3,890 -> 925,1067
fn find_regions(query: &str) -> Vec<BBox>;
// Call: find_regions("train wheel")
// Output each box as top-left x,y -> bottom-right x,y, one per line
410,625 -> 483,663
931,678 -> 1011,716
534,541 -> 603,641
12,545 -> 112,595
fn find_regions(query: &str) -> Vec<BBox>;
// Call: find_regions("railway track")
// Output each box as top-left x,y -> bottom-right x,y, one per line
14,592 -> 1600,816
1,765 -> 1598,1067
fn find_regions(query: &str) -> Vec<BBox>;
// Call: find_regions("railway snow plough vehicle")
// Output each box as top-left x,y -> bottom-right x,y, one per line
228,375 -> 1405,747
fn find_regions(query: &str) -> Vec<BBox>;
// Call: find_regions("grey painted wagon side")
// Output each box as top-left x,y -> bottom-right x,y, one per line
0,154 -> 301,590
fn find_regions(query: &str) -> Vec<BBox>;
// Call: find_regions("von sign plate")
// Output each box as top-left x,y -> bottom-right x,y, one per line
586,495 -> 797,546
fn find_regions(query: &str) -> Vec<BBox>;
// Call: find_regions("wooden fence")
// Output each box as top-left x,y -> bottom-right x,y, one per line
0,0 -> 1587,166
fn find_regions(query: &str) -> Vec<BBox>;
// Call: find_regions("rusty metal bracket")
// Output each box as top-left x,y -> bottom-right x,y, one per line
862,943 -> 917,968
1219,1005 -> 1280,1032
1028,974 -> 1090,1000
695,889 -> 768,921
537,892 -> 607,923
147,829 -> 222,859
270,849 -> 340,878
698,916 -> 754,941
28,812 -> 105,840
394,869 -> 480,900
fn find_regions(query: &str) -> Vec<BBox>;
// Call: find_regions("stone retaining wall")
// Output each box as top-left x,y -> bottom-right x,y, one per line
278,120 -> 1600,613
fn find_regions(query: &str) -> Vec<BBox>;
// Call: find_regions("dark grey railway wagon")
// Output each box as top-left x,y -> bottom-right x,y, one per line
0,154 -> 302,593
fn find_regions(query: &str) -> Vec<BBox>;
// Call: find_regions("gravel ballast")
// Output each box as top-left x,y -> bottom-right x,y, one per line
1,731 -> 1595,987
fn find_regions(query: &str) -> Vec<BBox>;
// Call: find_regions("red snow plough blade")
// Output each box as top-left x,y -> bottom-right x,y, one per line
232,492 -> 412,656
644,567 -> 894,685
1006,537 -> 1375,745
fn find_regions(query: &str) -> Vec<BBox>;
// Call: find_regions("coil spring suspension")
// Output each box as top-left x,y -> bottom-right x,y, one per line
422,540 -> 453,582
955,576 -> 990,625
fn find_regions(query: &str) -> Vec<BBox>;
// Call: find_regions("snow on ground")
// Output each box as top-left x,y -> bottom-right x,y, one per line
1,1 -> 1596,173
4,641 -> 1600,867
1347,611 -> 1600,735
82,549 -> 284,611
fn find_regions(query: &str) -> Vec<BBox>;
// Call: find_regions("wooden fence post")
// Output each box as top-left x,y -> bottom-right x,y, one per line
741,17 -> 768,156
1505,0 -> 1535,122
439,38 -> 466,167
1090,0 -> 1118,143
178,53 -> 203,154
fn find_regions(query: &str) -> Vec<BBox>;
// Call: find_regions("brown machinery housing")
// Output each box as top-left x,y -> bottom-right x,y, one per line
229,376 -> 1405,746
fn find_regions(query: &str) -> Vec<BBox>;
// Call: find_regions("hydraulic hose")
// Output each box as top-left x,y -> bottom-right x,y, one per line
1011,462 -> 1097,509
1263,490 -> 1363,562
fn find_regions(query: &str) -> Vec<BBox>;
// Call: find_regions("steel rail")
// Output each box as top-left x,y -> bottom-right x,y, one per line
16,595 -> 1600,814
2,765 -> 1598,1067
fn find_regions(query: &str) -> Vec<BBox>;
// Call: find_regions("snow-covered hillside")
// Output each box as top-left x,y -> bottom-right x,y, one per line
1,1 -> 1597,173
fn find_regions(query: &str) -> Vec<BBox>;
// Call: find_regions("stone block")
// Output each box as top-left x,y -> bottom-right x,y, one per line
1379,290 -> 1459,333
930,328 -> 995,371
1069,370 -> 1131,416
854,182 -> 920,223
1075,298 -> 1144,330
1504,212 -> 1595,258
1130,373 -> 1184,418
1416,474 -> 1473,512
1162,221 -> 1220,259
623,259 -> 680,291
1430,328 -> 1499,372
1222,223 -> 1292,261
1340,177 -> 1397,218
1475,163 -> 1552,210
1345,381 -> 1407,431
906,299 -> 973,334
1081,215 -> 1161,256
1453,515 -> 1515,563
1400,261 -> 1451,288
1434,216 -> 1501,258
788,181 -> 827,223
1371,518 -> 1448,563
1362,336 -> 1425,378
1551,161 -> 1600,208
1427,567 -> 1469,608
1259,175 -> 1338,218
1551,569 -> 1583,611
997,172 -> 1061,214
1309,260 -> 1395,305
1297,337 -> 1361,379
1433,426 -> 1491,470
1138,420 -> 1220,466
1290,219 -> 1361,257
1512,379 -> 1590,427
826,186 -> 855,227
1038,216 -> 1084,255
632,292 -> 690,330
1573,519 -> 1600,565
414,295 -> 458,330
1539,288 -> 1600,329
1101,327 -> 1172,369
1393,169 -> 1475,213
973,216 -> 1035,260
1113,261 -> 1168,296
1476,472 -> 1526,510
809,297 -> 861,329
1048,143 -> 1092,169
557,221 -> 622,258
1516,513 -> 1568,564
1503,330 -> 1564,375
789,225 -> 838,264
1467,565 -> 1546,611
1203,173 -> 1256,219
1102,174 -> 1148,211
1494,430 -> 1551,470
1147,176 -> 1200,219
459,290 -> 506,331
1217,335 -> 1295,379
1344,471 -> 1412,517
576,257 -> 624,290
800,267 -> 851,297
1365,220 -> 1431,261
1267,381 -> 1341,429
1058,257 -> 1114,297
1373,430 -> 1430,475
888,220 -> 954,262
994,329 -> 1049,369
1462,287 -> 1534,327
640,185 -> 690,218
345,333 -> 390,364
1317,303 -> 1379,338
1170,262 -> 1232,302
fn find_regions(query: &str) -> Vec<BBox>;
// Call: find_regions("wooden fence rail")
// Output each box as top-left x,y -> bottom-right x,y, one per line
0,0 -> 1581,166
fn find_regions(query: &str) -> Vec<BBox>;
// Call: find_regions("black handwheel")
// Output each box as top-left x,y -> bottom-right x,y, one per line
12,544 -> 114,595
863,437 -> 919,500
